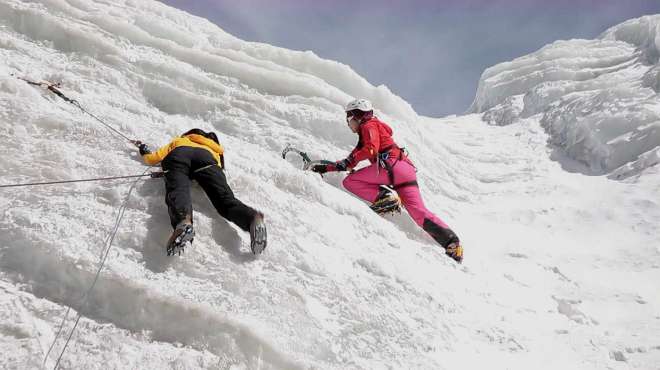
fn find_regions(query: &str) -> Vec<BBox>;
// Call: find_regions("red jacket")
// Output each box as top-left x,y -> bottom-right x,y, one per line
339,117 -> 403,169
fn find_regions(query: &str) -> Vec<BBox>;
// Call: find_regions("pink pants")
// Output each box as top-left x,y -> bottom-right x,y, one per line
342,159 -> 450,229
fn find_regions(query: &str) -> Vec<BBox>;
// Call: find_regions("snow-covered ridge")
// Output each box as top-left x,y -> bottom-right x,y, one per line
0,0 -> 416,122
470,15 -> 660,177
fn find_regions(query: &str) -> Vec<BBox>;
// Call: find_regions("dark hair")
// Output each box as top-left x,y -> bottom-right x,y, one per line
206,132 -> 219,144
182,128 -> 206,137
182,128 -> 219,144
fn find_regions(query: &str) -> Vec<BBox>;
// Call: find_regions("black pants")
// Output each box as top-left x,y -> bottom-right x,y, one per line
161,146 -> 257,231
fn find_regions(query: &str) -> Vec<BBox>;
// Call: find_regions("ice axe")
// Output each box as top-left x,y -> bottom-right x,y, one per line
281,144 -> 334,173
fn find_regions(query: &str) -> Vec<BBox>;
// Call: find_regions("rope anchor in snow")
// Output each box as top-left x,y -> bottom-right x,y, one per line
11,73 -> 140,146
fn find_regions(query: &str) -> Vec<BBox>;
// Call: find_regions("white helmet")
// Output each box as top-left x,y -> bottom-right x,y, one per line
345,98 -> 373,113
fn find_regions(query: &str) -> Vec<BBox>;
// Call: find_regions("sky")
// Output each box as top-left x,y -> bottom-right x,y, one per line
158,0 -> 660,117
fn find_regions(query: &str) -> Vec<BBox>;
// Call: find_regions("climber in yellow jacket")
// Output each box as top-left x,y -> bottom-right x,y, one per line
141,131 -> 225,167
136,128 -> 267,256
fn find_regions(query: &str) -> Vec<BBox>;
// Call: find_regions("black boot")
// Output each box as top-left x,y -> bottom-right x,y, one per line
249,212 -> 267,254
166,215 -> 194,256
423,218 -> 463,263
444,242 -> 463,264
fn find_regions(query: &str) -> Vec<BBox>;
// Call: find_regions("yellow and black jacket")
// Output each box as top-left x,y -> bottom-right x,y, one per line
142,134 -> 224,167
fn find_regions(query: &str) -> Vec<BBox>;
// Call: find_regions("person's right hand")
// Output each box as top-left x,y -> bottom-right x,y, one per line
138,142 -> 151,155
310,164 -> 328,174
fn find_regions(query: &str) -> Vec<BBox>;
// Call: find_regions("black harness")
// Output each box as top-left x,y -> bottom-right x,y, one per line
354,120 -> 419,190
377,145 -> 418,190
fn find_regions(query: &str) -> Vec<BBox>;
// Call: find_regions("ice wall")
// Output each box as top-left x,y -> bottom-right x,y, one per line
469,15 -> 660,177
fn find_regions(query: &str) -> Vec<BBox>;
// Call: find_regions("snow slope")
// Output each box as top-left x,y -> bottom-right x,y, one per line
1,1 -> 659,369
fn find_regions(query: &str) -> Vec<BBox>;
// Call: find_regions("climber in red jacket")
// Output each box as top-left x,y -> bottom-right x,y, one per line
311,99 -> 463,263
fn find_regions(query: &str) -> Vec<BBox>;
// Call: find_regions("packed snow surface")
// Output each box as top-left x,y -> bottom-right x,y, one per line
1,1 -> 659,369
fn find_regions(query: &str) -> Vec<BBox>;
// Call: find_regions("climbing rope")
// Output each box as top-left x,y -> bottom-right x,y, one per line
42,167 -> 150,370
11,73 -> 139,146
0,172 -> 165,189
